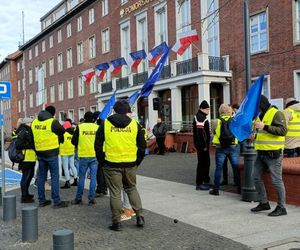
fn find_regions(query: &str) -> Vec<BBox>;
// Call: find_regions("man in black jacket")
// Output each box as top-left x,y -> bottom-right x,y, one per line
94,100 -> 146,231
193,100 -> 211,190
152,118 -> 167,155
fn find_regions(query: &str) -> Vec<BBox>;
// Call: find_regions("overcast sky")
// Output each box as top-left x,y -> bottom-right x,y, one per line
0,0 -> 61,61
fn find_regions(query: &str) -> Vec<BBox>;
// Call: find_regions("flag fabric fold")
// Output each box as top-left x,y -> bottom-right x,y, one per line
147,42 -> 169,65
229,75 -> 265,142
127,50 -> 147,69
109,57 -> 127,74
81,68 -> 95,84
140,46 -> 171,98
95,63 -> 109,80
129,90 -> 140,106
99,91 -> 116,121
172,30 -> 200,55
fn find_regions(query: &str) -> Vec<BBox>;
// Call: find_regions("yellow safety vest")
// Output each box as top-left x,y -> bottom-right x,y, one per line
255,107 -> 285,151
22,149 -> 37,162
104,119 -> 138,163
59,131 -> 75,156
77,123 -> 98,158
285,108 -> 300,138
212,115 -> 238,145
31,118 -> 59,151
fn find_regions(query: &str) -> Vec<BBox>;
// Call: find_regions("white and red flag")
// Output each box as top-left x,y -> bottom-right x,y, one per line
172,30 -> 199,55
81,68 -> 95,83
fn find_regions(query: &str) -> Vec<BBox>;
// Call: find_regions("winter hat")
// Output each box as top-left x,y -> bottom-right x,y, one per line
259,95 -> 270,113
93,111 -> 100,121
285,97 -> 299,108
199,100 -> 210,109
84,111 -> 94,122
113,100 -> 131,114
63,121 -> 72,129
45,105 -> 56,116
219,104 -> 232,116
22,117 -> 33,124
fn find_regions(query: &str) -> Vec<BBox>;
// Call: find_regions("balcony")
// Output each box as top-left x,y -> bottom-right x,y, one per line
101,81 -> 112,93
160,65 -> 171,80
133,71 -> 148,86
209,56 -> 226,72
176,57 -> 198,76
116,77 -> 129,90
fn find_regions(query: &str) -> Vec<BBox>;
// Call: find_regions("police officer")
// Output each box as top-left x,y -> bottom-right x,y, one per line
251,95 -> 288,216
71,111 -> 99,205
31,105 -> 69,208
95,100 -> 146,231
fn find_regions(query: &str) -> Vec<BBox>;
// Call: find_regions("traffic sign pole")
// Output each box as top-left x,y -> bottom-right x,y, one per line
1,100 -> 5,198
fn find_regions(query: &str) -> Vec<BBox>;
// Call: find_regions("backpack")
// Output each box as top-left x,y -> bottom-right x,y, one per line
219,117 -> 235,147
7,138 -> 24,163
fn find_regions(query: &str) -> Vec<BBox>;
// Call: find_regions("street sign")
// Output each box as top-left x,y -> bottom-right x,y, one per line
0,81 -> 11,100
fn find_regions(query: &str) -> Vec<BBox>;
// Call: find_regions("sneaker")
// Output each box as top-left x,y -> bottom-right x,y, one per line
109,222 -> 121,231
39,200 -> 51,207
120,209 -> 133,221
88,199 -> 96,206
53,201 -> 69,209
251,202 -> 271,212
268,206 -> 287,217
209,189 -> 219,196
198,184 -> 210,190
136,216 -> 145,228
71,199 -> 83,205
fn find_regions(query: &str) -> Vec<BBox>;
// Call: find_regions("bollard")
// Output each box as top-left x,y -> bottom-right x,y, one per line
0,186 -> 2,206
22,207 -> 38,242
240,140 -> 259,202
3,195 -> 16,221
53,229 -> 74,250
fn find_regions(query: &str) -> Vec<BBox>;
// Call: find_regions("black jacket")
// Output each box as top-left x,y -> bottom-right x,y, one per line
193,110 -> 210,150
71,122 -> 96,147
94,114 -> 146,168
33,110 -> 65,157
15,124 -> 35,150
152,122 -> 167,138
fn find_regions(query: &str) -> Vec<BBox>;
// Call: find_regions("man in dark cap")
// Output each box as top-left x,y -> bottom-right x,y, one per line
95,100 -> 146,231
31,105 -> 69,208
251,95 -> 288,216
152,117 -> 167,155
193,100 -> 211,190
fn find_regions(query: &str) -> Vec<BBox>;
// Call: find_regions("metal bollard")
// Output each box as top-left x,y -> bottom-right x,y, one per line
22,207 -> 38,242
3,195 -> 16,221
53,229 -> 74,250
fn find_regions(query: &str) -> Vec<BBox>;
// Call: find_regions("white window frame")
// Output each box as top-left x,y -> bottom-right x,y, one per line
59,111 -> 66,123
154,1 -> 168,45
67,79 -> 74,99
89,35 -> 96,59
58,82 -> 64,101
67,47 -> 73,68
17,62 -> 20,72
78,76 -> 85,96
35,45 -> 38,57
17,80 -> 21,92
58,29 -> 62,43
77,42 -> 83,64
35,66 -> 38,82
89,8 -> 95,25
49,35 -> 53,48
250,11 -> 268,54
49,57 -> 54,76
102,0 -> 109,16
120,21 -> 131,76
29,69 -> 33,84
42,62 -> 47,78
29,49 -> 32,60
136,12 -> 148,72
42,40 -> 46,52
252,75 -> 271,99
293,70 -> 300,100
77,16 -> 82,32
67,23 -> 72,38
102,28 -> 110,53
90,105 -> 97,113
50,85 -> 55,103
78,107 -> 85,120
90,75 -> 97,93
18,100 -> 21,112
57,53 -> 63,72
68,109 -> 74,121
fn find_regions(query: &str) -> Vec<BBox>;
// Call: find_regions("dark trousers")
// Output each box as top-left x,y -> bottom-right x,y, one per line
96,163 -> 107,194
20,162 -> 35,198
196,149 -> 210,185
156,137 -> 166,155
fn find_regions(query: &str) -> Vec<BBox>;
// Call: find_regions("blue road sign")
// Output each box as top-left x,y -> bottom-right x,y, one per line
0,81 -> 11,100
0,168 -> 22,186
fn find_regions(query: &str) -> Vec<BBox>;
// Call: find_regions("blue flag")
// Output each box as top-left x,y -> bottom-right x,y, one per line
129,90 -> 140,106
140,46 -> 170,98
99,91 -> 116,120
229,75 -> 264,142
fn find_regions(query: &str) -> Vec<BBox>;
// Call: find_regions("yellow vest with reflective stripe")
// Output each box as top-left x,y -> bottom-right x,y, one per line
59,132 -> 75,156
285,108 -> 300,138
255,107 -> 285,150
31,118 -> 59,151
22,149 -> 37,162
104,119 -> 138,163
212,115 -> 238,145
77,123 -> 98,157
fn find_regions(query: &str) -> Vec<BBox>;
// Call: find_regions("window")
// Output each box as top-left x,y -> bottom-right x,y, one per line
58,29 -> 62,43
42,40 -> 46,52
50,85 -> 55,103
49,57 -> 54,76
35,45 -> 38,57
206,0 -> 220,56
102,0 -> 108,16
49,35 -> 53,48
17,62 -> 20,72
120,23 -> 130,75
90,105 -> 97,113
29,69 -> 33,84
78,76 -> 85,96
89,36 -> 96,59
59,111 -> 66,123
68,110 -> 74,121
67,23 -> 72,37
68,79 -> 74,99
57,53 -> 63,72
89,8 -> 95,24
18,100 -> 21,113
90,75 -> 97,93
35,66 -> 38,82
58,82 -> 64,101
102,28 -> 110,53
295,1 -> 300,42
77,42 -> 83,64
155,4 -> 167,44
67,48 -> 73,68
121,0 -> 128,5
137,15 -> 148,72
22,78 -> 25,90
77,16 -> 82,31
250,12 -> 267,54
29,49 -> 32,60
252,75 -> 270,98
17,80 -> 21,92
42,62 -> 46,78
29,93 -> 33,108
78,107 -> 85,120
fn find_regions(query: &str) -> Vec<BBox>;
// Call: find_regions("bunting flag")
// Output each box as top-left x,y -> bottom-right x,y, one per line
229,75 -> 264,142
172,30 -> 200,55
95,63 -> 109,80
81,68 -> 95,84
140,46 -> 171,97
147,42 -> 169,65
109,57 -> 127,74
99,90 -> 116,120
127,49 -> 147,69
129,90 -> 140,106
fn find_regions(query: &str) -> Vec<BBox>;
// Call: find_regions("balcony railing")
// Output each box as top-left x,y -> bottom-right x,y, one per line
176,57 -> 198,76
116,77 -> 129,90
160,65 -> 171,80
101,81 -> 112,93
133,71 -> 148,86
209,56 -> 226,72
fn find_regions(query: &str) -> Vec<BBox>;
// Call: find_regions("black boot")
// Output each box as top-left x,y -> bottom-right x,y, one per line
71,178 -> 78,186
61,181 -> 71,189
